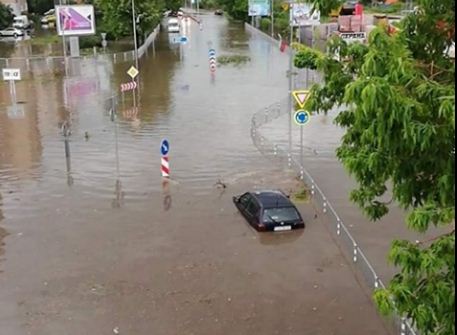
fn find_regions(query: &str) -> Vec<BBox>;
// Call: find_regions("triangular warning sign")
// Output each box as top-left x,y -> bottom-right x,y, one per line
292,90 -> 310,108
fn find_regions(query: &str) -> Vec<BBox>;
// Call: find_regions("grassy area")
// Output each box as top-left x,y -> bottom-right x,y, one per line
30,34 -> 61,46
291,186 -> 311,203
364,3 -> 404,15
217,55 -> 251,66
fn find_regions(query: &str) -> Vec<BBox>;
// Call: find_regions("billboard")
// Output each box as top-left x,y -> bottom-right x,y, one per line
249,0 -> 271,17
56,5 -> 96,36
290,3 -> 320,26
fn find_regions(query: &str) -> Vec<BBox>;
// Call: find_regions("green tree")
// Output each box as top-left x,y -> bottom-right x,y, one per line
217,0 -> 248,20
0,3 -> 13,29
27,0 -> 54,14
96,0 -> 164,40
165,0 -> 182,12
295,0 -> 455,334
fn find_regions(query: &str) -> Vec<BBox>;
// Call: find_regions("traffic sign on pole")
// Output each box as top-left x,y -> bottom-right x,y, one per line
161,139 -> 170,156
294,110 -> 311,126
127,66 -> 139,80
120,81 -> 138,92
292,90 -> 310,109
2,68 -> 21,81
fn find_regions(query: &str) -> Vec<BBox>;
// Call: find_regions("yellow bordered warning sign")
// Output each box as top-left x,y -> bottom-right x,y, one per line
127,66 -> 139,80
292,90 -> 310,109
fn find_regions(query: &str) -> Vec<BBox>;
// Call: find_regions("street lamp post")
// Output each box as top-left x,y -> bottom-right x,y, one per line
131,0 -> 139,71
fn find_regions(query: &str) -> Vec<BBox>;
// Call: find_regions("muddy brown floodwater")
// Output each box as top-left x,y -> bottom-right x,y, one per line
0,13 -> 390,335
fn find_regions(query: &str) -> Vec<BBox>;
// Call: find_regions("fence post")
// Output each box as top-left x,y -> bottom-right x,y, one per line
322,197 -> 328,213
353,243 -> 358,263
401,318 -> 407,335
274,145 -> 278,156
374,276 -> 380,289
300,168 -> 304,181
311,183 -> 315,196
265,107 -> 269,123
337,219 -> 341,236
287,153 -> 292,168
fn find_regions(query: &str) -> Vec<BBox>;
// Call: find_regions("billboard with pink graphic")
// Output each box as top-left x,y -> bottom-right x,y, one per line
56,5 -> 96,36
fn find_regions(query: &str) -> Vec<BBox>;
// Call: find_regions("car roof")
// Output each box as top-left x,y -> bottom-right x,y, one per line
251,190 -> 294,209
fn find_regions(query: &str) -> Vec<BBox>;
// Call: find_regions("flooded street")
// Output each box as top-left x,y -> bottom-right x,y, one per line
0,14 -> 389,334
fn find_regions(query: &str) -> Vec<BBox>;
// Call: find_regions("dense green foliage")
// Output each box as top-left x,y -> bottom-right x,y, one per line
96,0 -> 182,40
217,0 -> 248,20
0,3 -> 13,29
27,0 -> 54,14
96,0 -> 165,40
295,1 -> 455,334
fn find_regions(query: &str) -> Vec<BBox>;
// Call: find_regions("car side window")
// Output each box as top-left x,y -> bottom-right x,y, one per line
246,198 -> 259,217
239,194 -> 252,209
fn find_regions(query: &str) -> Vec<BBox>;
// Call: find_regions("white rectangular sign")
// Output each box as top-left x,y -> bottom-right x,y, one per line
290,3 -> 320,27
340,32 -> 367,42
2,68 -> 21,81
56,5 -> 96,36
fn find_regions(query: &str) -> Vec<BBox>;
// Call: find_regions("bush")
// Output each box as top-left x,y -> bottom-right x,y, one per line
79,35 -> 102,49
260,18 -> 271,32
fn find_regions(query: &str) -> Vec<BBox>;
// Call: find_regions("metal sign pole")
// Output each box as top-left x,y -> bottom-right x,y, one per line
288,3 -> 294,155
271,0 -> 275,37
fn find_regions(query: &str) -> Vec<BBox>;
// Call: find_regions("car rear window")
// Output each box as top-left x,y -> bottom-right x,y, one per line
263,207 -> 300,223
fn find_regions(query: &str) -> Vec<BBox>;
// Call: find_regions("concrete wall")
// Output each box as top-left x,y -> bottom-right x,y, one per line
1,0 -> 28,16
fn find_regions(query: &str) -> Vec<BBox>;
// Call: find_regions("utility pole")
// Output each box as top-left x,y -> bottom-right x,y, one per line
59,0 -> 68,76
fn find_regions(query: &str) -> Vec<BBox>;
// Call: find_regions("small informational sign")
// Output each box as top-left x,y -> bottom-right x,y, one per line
294,110 -> 311,126
340,32 -> 367,43
2,68 -> 21,81
180,36 -> 189,44
127,66 -> 139,80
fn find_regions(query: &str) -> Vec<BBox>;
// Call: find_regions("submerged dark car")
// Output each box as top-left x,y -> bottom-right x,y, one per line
215,9 -> 224,16
233,190 -> 305,232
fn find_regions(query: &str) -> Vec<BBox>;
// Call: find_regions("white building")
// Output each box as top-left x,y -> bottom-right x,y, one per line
1,0 -> 28,16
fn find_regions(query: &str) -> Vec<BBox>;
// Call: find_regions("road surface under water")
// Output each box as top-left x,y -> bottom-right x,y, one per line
0,14 -> 390,335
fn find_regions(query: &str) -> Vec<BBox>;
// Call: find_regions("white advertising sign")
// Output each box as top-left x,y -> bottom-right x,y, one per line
290,3 -> 320,27
56,5 -> 96,36
2,68 -> 21,81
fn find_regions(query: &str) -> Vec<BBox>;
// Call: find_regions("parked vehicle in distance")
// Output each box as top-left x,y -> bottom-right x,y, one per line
215,9 -> 224,16
13,15 -> 31,29
233,190 -> 305,232
168,18 -> 180,33
41,9 -> 56,25
0,27 -> 25,38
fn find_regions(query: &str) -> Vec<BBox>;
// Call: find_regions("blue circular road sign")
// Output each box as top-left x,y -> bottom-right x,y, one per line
161,139 -> 170,156
180,36 -> 189,44
294,110 -> 311,126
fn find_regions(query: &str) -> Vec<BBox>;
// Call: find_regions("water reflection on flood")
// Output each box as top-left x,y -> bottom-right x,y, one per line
0,14 -> 290,220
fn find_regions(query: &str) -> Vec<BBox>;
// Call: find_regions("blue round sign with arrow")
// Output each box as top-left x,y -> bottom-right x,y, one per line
294,110 -> 311,126
161,139 -> 170,156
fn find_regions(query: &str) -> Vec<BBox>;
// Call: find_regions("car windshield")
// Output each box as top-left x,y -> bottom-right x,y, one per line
263,207 -> 300,223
